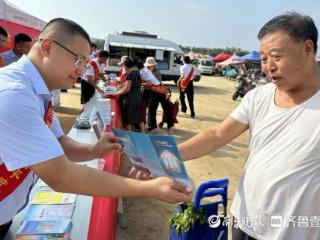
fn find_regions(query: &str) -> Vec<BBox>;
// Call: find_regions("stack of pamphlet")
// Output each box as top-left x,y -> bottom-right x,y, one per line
94,97 -> 111,126
103,85 -> 117,94
15,181 -> 77,240
108,73 -> 117,80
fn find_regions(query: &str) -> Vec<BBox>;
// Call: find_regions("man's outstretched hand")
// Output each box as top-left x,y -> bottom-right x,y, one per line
147,176 -> 192,203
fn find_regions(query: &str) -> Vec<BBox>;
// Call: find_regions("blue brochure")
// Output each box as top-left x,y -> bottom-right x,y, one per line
23,204 -> 74,222
17,219 -> 71,235
112,128 -> 192,189
95,111 -> 104,131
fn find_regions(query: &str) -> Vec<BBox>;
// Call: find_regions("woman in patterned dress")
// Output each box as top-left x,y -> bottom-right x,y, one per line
104,57 -> 144,132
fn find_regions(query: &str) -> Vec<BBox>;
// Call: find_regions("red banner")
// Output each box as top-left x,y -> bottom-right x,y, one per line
0,20 -> 41,53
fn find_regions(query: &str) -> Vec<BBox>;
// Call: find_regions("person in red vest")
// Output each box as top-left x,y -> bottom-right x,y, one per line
143,57 -> 175,134
118,55 -> 128,83
80,50 -> 109,106
0,26 -> 8,68
0,18 -> 191,238
177,55 -> 196,118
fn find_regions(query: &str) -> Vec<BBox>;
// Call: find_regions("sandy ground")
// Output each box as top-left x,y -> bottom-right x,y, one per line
55,76 -> 249,240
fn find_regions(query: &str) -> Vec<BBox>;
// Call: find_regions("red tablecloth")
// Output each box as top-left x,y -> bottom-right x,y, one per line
87,97 -> 123,240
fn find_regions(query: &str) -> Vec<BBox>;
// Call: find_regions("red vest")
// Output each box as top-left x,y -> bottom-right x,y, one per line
0,100 -> 53,201
180,67 -> 194,92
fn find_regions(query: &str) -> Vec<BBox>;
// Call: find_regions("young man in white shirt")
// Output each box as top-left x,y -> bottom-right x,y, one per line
177,55 -> 196,118
80,50 -> 109,105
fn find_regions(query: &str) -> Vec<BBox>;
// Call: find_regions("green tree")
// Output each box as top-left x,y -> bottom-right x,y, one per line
179,45 -> 249,57
91,38 -> 105,50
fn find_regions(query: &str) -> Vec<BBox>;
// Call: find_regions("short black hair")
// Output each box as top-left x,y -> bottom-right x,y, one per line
97,50 -> 109,58
91,43 -> 97,49
258,11 -> 318,53
14,33 -> 32,45
39,18 -> 91,46
136,61 -> 144,70
183,55 -> 191,64
123,56 -> 138,68
0,26 -> 8,37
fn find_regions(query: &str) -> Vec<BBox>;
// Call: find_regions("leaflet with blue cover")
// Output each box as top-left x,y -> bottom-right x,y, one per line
17,219 -> 71,235
112,128 -> 192,189
95,111 -> 104,131
22,204 -> 74,222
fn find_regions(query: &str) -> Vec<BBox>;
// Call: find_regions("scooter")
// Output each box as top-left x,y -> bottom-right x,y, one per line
232,74 -> 255,101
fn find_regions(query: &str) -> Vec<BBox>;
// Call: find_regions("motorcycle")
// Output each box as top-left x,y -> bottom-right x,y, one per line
254,75 -> 270,87
232,74 -> 256,101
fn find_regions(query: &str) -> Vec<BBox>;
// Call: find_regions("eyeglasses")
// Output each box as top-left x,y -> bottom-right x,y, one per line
40,38 -> 88,70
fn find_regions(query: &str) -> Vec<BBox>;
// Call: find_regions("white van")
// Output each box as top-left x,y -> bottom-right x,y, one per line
197,59 -> 214,75
104,31 -> 201,83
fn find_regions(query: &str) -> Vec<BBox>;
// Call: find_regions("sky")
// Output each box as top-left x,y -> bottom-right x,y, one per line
6,0 -> 320,51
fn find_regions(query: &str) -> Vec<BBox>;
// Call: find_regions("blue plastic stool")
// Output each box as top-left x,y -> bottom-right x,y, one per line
170,178 -> 229,240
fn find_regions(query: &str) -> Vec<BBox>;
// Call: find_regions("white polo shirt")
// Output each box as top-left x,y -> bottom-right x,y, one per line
140,67 -> 160,85
0,55 -> 64,224
82,58 -> 105,81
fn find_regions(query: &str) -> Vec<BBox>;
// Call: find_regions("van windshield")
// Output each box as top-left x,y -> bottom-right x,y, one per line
108,46 -> 170,70
200,60 -> 213,67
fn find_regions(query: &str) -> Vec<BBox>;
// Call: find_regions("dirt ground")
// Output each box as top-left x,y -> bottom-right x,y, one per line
55,75 -> 249,240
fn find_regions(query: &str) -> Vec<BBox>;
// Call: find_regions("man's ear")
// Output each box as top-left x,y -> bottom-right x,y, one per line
304,39 -> 314,55
39,38 -> 53,57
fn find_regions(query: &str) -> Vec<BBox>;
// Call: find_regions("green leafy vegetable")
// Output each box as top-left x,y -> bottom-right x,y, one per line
168,202 -> 207,236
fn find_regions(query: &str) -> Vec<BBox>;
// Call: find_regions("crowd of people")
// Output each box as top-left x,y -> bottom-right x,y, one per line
1,11 -> 320,240
80,52 -> 197,134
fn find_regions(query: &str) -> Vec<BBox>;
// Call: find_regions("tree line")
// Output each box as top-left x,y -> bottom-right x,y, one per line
179,45 -> 249,57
